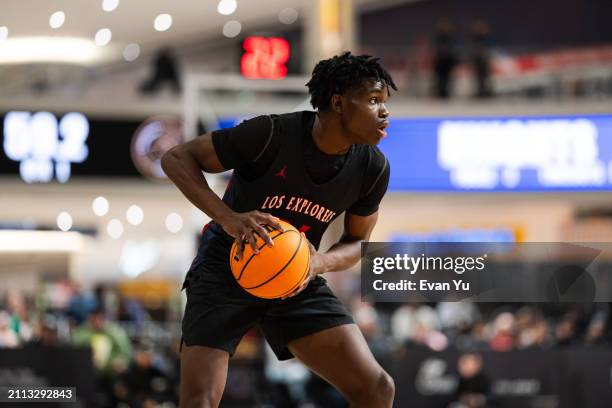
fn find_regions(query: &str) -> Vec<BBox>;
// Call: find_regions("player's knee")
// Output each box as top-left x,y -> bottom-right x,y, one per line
375,370 -> 395,402
349,369 -> 395,405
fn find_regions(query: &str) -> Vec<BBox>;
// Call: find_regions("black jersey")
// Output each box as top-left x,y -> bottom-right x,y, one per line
211,111 -> 389,215
191,111 -> 388,284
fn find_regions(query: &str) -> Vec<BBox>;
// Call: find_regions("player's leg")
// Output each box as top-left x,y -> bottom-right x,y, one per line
262,278 -> 393,407
179,260 -> 266,408
287,323 -> 394,408
179,344 -> 229,408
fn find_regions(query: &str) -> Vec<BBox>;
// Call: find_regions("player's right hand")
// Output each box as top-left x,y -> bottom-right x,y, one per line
219,210 -> 284,260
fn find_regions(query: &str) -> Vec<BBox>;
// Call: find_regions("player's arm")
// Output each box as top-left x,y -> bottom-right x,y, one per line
315,211 -> 379,274
283,212 -> 378,299
314,152 -> 390,273
161,133 -> 281,256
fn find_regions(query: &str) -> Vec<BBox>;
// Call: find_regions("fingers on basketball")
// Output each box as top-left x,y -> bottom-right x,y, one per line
230,220 -> 311,299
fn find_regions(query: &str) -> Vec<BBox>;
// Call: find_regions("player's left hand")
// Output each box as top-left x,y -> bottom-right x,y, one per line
281,233 -> 324,300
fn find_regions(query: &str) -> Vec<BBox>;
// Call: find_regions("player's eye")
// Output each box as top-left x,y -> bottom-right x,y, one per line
369,97 -> 378,104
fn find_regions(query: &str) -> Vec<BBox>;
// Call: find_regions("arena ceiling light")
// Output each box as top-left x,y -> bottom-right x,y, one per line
126,205 -> 144,226
278,8 -> 298,25
0,230 -> 83,252
0,36 -> 114,65
217,0 -> 237,16
107,219 -> 124,239
92,196 -> 109,216
154,14 -> 173,32
95,28 -> 112,46
102,0 -> 120,12
123,43 -> 140,61
165,212 -> 183,233
56,211 -> 73,231
119,240 -> 161,278
222,20 -> 241,38
49,11 -> 66,29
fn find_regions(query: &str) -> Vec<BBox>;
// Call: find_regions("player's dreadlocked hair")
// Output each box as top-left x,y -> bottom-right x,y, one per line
306,51 -> 397,111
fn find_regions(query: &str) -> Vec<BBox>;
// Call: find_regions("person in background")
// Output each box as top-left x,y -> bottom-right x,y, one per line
555,315 -> 578,347
468,19 -> 493,98
30,314 -> 61,347
72,307 -> 132,374
489,312 -> 515,351
432,19 -> 458,99
67,282 -> 98,325
0,311 -> 18,348
139,47 -> 182,95
451,353 -> 490,408
114,340 -> 175,407
6,292 -> 34,343
72,307 -> 133,407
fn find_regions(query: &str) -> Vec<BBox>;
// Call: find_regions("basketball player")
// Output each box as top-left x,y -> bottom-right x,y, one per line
162,52 -> 396,408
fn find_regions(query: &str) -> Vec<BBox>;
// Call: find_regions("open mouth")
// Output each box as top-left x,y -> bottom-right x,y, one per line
377,122 -> 389,137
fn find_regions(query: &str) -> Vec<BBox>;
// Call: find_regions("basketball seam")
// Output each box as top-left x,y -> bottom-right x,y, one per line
243,230 -> 303,290
236,229 -> 288,281
274,247 -> 311,298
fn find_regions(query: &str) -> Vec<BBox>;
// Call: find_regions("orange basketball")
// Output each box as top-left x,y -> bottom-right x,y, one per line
229,220 -> 311,299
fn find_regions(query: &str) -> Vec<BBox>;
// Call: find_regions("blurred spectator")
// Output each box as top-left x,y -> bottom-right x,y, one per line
72,307 -> 133,407
118,296 -> 149,326
518,320 -> 550,350
438,300 -> 479,333
468,20 -> 493,98
451,353 -> 490,408
0,311 -> 18,348
305,374 -> 347,408
140,47 -> 182,95
391,303 -> 441,344
432,19 -> 459,99
31,314 -> 61,347
6,292 -> 34,343
584,318 -> 607,346
350,296 -> 394,356
68,282 -> 98,325
113,341 -> 175,407
555,315 -> 578,347
456,321 -> 489,351
489,312 -> 515,351
72,307 -> 133,375
264,343 -> 309,407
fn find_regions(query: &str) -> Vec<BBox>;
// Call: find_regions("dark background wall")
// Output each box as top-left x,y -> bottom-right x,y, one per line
360,0 -> 612,54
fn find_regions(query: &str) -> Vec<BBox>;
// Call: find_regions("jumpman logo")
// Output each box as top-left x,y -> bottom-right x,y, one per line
275,165 -> 287,179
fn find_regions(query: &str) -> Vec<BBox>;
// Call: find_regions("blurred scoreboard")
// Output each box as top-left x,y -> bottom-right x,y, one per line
0,111 -> 179,183
380,114 -> 612,192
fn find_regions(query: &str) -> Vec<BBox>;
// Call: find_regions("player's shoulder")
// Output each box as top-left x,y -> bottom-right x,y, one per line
269,111 -> 315,135
236,114 -> 272,129
273,110 -> 314,123
355,144 -> 388,172
369,145 -> 387,167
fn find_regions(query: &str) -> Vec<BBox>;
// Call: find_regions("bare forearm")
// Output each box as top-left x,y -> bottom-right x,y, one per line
316,237 -> 362,274
161,149 -> 234,223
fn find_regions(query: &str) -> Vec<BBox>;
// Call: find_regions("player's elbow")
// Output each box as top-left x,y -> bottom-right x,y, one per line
161,146 -> 181,176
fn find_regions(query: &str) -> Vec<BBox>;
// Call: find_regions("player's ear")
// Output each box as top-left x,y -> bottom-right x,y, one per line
331,94 -> 343,113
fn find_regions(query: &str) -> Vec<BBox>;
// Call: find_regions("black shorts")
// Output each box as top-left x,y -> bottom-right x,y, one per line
181,268 -> 354,361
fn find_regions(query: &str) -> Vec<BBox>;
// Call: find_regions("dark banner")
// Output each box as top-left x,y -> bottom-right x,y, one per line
388,347 -> 612,408
0,346 -> 94,407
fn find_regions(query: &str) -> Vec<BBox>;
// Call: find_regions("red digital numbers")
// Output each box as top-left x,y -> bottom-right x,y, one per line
241,36 -> 290,80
